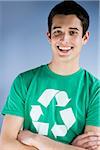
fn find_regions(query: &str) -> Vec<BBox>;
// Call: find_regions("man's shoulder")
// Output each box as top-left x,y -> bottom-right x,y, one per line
83,69 -> 100,88
20,65 -> 44,77
14,65 -> 45,87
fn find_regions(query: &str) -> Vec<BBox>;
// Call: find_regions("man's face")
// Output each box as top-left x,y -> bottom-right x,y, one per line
47,14 -> 89,63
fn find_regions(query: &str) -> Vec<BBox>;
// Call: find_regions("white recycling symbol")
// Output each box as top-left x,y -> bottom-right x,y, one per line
30,89 -> 76,138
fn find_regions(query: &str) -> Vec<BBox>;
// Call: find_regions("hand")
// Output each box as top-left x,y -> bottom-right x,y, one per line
17,130 -> 38,147
17,130 -> 56,150
72,132 -> 100,150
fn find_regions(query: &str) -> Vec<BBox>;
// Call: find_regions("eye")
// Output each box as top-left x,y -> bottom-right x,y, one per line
53,30 -> 63,36
69,31 -> 78,36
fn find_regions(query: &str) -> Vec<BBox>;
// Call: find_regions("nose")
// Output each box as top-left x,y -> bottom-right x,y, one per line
60,33 -> 69,44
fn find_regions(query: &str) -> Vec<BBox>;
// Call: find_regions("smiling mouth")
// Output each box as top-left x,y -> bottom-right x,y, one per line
57,46 -> 74,52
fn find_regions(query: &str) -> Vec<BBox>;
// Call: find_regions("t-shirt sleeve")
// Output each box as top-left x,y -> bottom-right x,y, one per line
86,80 -> 100,126
1,74 -> 27,118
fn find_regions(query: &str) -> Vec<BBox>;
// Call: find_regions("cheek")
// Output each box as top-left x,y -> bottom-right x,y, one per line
51,37 -> 60,46
72,36 -> 83,45
52,36 -> 61,41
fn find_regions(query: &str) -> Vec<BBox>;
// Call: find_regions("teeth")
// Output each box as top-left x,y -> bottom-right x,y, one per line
58,46 -> 72,51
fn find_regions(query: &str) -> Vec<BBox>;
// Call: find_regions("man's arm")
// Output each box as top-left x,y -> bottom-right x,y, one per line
18,126 -> 100,150
72,125 -> 100,150
0,115 -> 38,150
85,126 -> 100,150
18,130 -> 86,150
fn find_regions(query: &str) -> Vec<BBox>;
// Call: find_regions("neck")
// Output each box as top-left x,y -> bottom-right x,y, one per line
48,59 -> 80,76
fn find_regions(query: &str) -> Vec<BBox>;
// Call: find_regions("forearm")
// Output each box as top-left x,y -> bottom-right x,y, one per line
17,130 -> 86,150
0,138 -> 38,150
53,142 -> 86,150
32,133 -> 86,150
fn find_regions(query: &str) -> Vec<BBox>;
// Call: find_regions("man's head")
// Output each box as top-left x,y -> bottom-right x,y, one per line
47,1 -> 90,64
48,1 -> 89,38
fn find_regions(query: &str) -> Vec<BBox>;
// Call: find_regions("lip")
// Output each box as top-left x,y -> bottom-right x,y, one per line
57,46 -> 73,54
58,46 -> 73,51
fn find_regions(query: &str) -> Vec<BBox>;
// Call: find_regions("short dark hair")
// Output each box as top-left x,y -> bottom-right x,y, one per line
48,1 -> 89,37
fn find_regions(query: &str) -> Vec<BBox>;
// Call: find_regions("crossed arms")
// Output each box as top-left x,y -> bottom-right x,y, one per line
0,115 -> 100,150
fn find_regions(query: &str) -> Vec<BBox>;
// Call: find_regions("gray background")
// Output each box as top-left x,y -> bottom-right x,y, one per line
0,0 -> 99,128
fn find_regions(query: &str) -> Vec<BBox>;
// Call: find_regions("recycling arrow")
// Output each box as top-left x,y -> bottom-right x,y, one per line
32,121 -> 49,136
38,89 -> 59,107
60,108 -> 76,129
51,123 -> 67,138
55,91 -> 71,106
30,105 -> 43,121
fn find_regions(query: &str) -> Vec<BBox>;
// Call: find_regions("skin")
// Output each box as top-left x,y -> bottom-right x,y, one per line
0,15 -> 100,150
47,14 -> 89,76
17,129 -> 85,150
0,115 -> 38,150
17,129 -> 100,150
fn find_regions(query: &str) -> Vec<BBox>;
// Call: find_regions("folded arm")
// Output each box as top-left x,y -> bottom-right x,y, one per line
18,130 -> 86,150
0,115 -> 38,150
18,126 -> 100,150
72,125 -> 100,150
1,115 -> 99,150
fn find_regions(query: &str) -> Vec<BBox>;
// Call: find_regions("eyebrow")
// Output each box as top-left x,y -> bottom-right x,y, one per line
52,26 -> 62,30
52,26 -> 79,31
69,27 -> 79,31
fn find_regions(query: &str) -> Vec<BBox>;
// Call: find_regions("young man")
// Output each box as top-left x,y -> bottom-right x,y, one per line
0,1 -> 100,150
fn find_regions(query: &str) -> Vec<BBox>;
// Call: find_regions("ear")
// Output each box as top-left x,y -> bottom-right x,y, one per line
47,32 -> 51,43
82,31 -> 90,45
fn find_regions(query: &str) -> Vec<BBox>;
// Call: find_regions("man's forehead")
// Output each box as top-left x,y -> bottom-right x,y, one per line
52,14 -> 82,30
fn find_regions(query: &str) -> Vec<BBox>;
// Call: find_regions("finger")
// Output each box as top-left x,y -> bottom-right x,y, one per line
72,132 -> 100,145
77,137 -> 98,146
72,135 -> 99,145
88,145 -> 98,150
82,141 -> 100,149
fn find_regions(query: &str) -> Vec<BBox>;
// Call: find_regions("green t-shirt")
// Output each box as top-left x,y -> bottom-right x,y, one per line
2,64 -> 100,144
